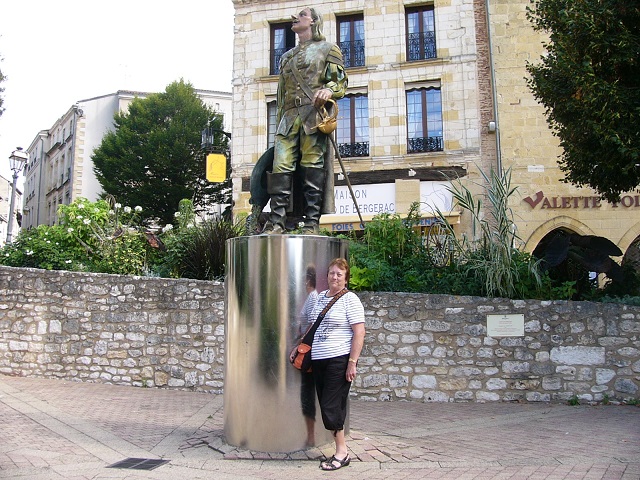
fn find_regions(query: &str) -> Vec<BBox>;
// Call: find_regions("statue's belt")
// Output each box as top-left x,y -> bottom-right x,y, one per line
287,96 -> 313,108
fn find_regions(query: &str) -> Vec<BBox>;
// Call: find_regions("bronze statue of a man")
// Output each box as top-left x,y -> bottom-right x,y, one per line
263,7 -> 348,234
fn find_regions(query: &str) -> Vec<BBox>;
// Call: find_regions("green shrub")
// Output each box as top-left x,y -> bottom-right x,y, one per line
0,225 -> 87,271
348,204 -> 432,292
58,197 -> 155,275
159,217 -> 245,280
347,167 -> 573,300
1,197 -> 161,276
431,167 -> 550,299
598,295 -> 640,306
0,196 -> 244,280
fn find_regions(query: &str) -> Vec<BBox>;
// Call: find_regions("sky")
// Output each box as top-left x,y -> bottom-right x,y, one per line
0,0 -> 235,184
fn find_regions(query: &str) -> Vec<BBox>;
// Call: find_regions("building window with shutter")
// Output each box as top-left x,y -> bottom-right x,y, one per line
406,87 -> 443,153
337,94 -> 369,158
406,5 -> 437,61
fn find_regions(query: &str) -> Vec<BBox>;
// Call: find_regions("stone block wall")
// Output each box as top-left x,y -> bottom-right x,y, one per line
0,266 -> 226,392
355,292 -> 639,403
1,266 -> 639,403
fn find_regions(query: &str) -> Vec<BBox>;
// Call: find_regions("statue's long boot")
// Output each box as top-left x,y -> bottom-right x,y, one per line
300,166 -> 325,235
263,172 -> 293,234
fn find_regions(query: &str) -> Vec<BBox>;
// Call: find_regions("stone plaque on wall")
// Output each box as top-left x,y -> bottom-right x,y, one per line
487,314 -> 524,337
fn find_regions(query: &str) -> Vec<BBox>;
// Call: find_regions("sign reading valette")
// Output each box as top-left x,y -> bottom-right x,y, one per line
524,191 -> 640,209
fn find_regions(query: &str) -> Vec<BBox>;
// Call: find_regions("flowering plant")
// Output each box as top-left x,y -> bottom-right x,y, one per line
57,196 -> 151,275
0,196 -> 243,279
1,197 -> 156,275
0,224 -> 87,270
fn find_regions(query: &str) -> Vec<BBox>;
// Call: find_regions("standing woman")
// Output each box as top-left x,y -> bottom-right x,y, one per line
311,258 -> 365,471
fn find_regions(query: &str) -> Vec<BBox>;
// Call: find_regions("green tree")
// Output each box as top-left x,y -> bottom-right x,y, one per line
92,80 -> 229,224
525,0 -> 640,203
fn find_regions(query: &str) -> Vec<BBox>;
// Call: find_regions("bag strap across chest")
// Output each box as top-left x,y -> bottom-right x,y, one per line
301,288 -> 348,345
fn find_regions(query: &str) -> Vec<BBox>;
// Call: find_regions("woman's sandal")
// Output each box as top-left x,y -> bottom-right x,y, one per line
320,454 -> 351,471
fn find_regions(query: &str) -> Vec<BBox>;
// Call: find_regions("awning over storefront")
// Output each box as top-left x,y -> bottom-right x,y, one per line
320,211 -> 461,233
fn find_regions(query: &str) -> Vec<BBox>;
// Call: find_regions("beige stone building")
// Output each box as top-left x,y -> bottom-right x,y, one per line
23,89 -> 232,229
230,0 -> 496,235
230,0 -> 639,266
489,0 -> 640,265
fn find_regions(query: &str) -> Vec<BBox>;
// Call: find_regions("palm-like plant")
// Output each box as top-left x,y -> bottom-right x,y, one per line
433,167 -> 544,298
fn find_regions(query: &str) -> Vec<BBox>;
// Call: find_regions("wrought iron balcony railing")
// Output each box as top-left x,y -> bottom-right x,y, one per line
338,141 -> 369,158
271,47 -> 288,75
339,40 -> 365,68
407,32 -> 437,61
407,136 -> 443,153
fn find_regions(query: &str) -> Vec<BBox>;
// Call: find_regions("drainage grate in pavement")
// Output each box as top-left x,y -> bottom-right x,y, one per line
107,458 -> 170,471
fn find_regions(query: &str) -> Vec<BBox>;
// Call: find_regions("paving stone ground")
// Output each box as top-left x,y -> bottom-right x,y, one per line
0,375 -> 638,479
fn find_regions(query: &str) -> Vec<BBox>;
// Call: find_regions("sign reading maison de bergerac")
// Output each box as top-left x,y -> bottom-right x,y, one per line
328,182 -> 453,231
333,181 -> 453,216
334,184 -> 396,215
524,191 -> 640,209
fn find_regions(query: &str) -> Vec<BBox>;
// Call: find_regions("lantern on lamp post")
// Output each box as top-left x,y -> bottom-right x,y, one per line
202,123 -> 231,182
6,148 -> 28,243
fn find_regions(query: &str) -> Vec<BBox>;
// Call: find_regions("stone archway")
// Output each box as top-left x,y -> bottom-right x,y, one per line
527,218 -> 630,299
619,225 -> 640,287
622,240 -> 640,268
523,216 -> 595,253
618,222 -> 640,258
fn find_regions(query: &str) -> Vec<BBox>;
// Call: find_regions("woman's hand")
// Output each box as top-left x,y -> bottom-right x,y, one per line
346,361 -> 357,382
346,323 -> 365,382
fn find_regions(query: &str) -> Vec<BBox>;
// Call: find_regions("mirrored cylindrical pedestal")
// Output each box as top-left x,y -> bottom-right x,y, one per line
224,235 -> 349,453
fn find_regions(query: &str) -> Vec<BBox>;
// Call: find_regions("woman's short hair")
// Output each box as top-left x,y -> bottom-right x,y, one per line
306,264 -> 317,288
328,258 -> 350,282
309,7 -> 326,41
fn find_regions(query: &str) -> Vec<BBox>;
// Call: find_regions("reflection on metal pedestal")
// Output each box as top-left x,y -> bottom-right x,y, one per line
224,235 -> 349,453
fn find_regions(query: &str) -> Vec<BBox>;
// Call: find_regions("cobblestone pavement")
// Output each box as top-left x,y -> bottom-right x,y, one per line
0,375 -> 638,479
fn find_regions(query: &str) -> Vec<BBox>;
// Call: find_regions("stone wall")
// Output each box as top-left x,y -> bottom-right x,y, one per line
0,266 -> 226,392
356,292 -> 639,403
1,266 -> 639,403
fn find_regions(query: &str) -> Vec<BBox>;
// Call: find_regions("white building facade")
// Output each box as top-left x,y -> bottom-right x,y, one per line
23,89 -> 232,229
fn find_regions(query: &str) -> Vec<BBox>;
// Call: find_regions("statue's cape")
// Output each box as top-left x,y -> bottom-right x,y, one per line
249,146 -> 335,215
249,147 -> 274,209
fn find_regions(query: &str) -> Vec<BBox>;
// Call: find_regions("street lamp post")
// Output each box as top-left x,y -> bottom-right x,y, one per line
6,148 -> 28,243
